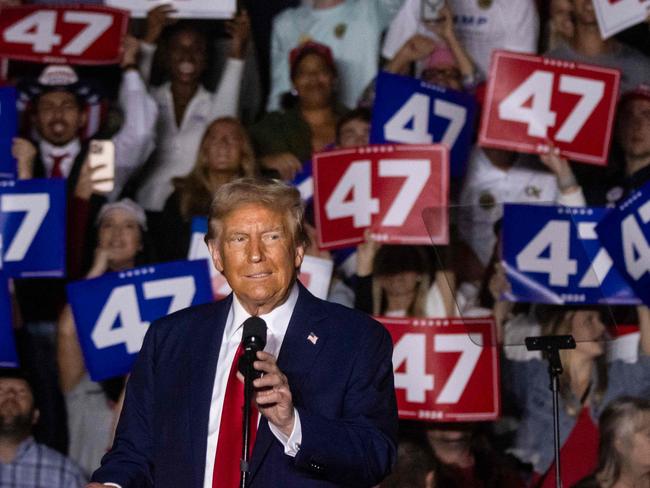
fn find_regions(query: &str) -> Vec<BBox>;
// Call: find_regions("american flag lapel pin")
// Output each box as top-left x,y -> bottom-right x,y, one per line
307,332 -> 318,345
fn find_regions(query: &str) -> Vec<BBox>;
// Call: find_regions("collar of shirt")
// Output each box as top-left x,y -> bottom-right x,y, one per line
227,282 -> 300,358
6,436 -> 35,464
39,138 -> 81,177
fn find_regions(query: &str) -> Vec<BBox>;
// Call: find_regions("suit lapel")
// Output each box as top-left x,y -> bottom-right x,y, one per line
248,284 -> 329,481
189,296 -> 232,487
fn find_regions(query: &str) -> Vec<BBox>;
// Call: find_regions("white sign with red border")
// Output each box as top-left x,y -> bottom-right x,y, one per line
593,0 -> 650,39
381,316 -> 500,422
479,50 -> 620,166
313,144 -> 449,250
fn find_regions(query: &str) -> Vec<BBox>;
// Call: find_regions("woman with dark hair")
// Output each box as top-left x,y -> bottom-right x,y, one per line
574,396 -> 650,488
158,117 -> 258,261
250,41 -> 348,180
56,199 -> 151,477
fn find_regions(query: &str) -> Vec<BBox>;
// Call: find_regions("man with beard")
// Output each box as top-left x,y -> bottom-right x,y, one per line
0,368 -> 86,486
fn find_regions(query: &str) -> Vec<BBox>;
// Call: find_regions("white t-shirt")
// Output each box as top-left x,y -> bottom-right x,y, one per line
458,147 -> 585,266
268,0 -> 403,111
382,0 -> 539,76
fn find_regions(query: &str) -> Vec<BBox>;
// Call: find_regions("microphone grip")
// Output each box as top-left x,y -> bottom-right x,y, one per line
238,348 -> 263,380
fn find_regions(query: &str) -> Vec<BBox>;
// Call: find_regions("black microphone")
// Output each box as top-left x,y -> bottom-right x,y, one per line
238,316 -> 267,379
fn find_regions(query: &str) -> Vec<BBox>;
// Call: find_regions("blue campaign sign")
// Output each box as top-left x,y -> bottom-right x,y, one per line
0,87 -> 18,180
502,203 -> 640,305
0,179 -> 66,278
596,182 -> 650,306
291,160 -> 313,202
0,276 -> 19,367
370,71 -> 476,178
67,260 -> 214,381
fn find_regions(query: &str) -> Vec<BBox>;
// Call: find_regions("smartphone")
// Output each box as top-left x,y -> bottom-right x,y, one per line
88,139 -> 115,194
421,0 -> 444,22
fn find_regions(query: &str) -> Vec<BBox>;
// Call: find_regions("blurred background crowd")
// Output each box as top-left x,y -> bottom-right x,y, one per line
0,0 -> 649,486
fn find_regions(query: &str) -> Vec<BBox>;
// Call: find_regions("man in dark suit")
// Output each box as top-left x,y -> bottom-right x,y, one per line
89,178 -> 398,487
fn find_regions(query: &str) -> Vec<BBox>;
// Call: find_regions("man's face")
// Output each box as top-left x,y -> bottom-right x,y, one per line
0,378 -> 37,438
338,118 -> 370,148
208,203 -> 305,315
169,30 -> 207,86
34,91 -> 84,146
617,98 -> 650,162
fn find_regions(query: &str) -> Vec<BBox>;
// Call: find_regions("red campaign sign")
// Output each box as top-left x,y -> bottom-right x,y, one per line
313,144 -> 449,250
0,5 -> 129,65
381,316 -> 500,422
479,50 -> 620,166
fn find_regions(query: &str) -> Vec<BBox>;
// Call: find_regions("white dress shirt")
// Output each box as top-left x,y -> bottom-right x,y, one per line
135,58 -> 244,212
203,283 -> 302,488
39,139 -> 80,178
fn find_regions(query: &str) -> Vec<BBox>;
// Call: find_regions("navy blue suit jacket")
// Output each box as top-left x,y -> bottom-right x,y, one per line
91,283 -> 398,487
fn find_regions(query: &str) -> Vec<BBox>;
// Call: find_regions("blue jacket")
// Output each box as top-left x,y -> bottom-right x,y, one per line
91,284 -> 398,487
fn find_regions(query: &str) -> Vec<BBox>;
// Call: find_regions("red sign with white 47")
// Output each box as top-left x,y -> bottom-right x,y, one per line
381,316 -> 500,422
313,144 -> 449,250
479,50 -> 620,166
0,5 -> 128,65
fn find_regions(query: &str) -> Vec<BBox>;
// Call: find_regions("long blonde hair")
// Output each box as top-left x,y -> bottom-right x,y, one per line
538,306 -> 609,415
173,117 -> 257,219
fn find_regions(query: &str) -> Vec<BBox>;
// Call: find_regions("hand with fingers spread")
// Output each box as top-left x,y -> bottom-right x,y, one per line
253,351 -> 295,437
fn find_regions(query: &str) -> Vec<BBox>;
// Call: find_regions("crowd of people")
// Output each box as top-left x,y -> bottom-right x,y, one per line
1,0 -> 650,486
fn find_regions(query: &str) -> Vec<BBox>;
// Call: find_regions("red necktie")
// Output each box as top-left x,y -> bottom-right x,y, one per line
50,153 -> 69,178
212,343 -> 259,488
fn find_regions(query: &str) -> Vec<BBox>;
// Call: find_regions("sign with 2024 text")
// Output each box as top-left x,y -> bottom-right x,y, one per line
503,204 -> 639,305
479,51 -> 620,166
0,276 -> 18,367
0,87 -> 17,180
106,0 -> 235,19
370,71 -> 476,178
187,217 -> 334,300
381,316 -> 500,422
313,144 -> 449,250
0,179 -> 65,278
67,261 -> 213,381
597,182 -> 650,306
0,5 -> 129,65
593,0 -> 650,39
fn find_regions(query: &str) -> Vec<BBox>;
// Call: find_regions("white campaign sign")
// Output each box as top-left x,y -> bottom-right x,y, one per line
593,0 -> 650,39
105,0 -> 236,19
91,276 -> 196,353
498,70 -> 605,142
